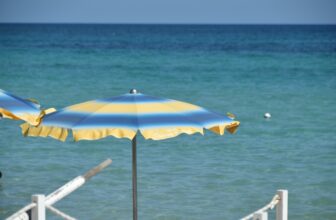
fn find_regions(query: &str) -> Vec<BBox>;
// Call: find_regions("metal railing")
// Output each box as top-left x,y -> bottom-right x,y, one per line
240,189 -> 288,220
6,158 -> 112,220
7,162 -> 287,220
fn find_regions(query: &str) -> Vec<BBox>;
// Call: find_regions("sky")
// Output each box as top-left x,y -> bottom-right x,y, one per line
0,0 -> 335,24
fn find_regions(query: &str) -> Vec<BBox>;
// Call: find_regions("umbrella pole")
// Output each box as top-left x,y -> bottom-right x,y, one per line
132,135 -> 138,220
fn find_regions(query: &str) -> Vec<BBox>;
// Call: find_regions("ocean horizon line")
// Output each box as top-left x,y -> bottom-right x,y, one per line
0,22 -> 335,26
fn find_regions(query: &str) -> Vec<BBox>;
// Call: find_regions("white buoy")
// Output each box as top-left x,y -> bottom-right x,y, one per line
264,112 -> 271,119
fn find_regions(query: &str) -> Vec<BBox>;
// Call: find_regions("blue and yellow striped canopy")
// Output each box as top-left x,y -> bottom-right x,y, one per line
0,89 -> 43,126
21,92 -> 239,141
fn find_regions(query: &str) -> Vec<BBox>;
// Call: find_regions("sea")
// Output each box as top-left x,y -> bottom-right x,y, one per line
0,24 -> 335,220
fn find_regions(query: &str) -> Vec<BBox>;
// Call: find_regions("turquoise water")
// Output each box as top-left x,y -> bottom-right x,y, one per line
0,24 -> 336,219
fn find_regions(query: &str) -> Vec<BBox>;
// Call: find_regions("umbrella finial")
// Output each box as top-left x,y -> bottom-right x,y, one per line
130,89 -> 137,94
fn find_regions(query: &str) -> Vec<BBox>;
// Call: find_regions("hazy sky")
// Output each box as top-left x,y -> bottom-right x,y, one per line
0,0 -> 335,24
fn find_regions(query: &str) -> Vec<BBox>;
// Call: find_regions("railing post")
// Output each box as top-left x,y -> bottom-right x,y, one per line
276,190 -> 288,220
253,212 -> 268,220
31,195 -> 46,220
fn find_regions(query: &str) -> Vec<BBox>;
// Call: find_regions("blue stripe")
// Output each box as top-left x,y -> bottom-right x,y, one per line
0,99 -> 39,113
96,93 -> 170,104
189,111 -> 232,124
0,92 -> 39,111
42,111 -> 233,129
62,109 -> 203,117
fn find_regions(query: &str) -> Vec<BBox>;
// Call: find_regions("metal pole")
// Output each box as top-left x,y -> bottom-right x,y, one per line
31,195 -> 46,220
45,158 -> 112,206
276,190 -> 288,220
132,135 -> 138,220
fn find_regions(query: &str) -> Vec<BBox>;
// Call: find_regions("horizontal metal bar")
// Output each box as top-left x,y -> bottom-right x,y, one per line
240,194 -> 279,220
6,203 -> 36,220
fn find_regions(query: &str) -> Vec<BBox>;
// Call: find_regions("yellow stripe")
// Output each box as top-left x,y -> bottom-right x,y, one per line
21,123 -> 68,141
140,126 -> 204,140
73,128 -> 136,141
1,108 -> 41,126
208,121 -> 240,135
21,121 -> 240,142
0,108 -> 21,120
67,100 -> 201,114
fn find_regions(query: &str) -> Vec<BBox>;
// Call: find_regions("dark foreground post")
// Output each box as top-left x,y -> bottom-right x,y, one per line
132,135 -> 138,220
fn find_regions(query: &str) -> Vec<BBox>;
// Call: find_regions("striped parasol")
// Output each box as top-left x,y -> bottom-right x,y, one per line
21,89 -> 240,220
0,88 -> 51,126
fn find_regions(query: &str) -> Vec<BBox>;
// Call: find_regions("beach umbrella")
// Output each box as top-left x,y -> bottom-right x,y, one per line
21,89 -> 240,220
0,88 -> 55,126
0,89 -> 55,179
